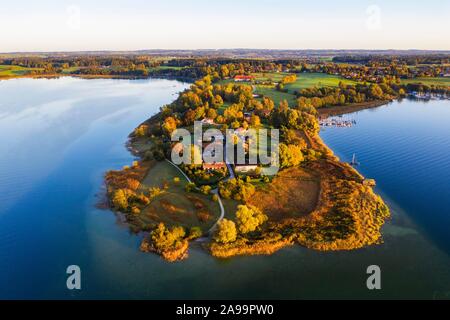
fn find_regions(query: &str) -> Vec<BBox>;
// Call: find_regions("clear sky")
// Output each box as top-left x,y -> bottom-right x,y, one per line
1,0 -> 449,52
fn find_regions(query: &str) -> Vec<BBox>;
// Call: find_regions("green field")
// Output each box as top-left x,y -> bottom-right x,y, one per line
254,85 -> 298,106
283,73 -> 357,93
0,65 -> 43,77
149,65 -> 186,72
218,72 -> 357,106
401,77 -> 450,87
61,67 -> 80,74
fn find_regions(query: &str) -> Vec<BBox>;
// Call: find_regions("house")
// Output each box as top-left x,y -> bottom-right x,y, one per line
234,75 -> 254,82
243,112 -> 253,122
201,118 -> 215,125
234,164 -> 258,173
202,162 -> 226,171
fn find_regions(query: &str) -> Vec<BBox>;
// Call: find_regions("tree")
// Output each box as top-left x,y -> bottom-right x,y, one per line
206,108 -> 218,120
214,219 -> 237,243
151,223 -> 186,250
112,189 -> 129,211
250,114 -> 261,127
183,109 -> 196,125
188,226 -> 203,240
162,116 -> 177,135
279,143 -> 304,168
235,204 -> 268,234
134,125 -> 148,137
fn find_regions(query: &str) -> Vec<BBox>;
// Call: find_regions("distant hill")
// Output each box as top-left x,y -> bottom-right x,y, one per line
2,49 -> 450,59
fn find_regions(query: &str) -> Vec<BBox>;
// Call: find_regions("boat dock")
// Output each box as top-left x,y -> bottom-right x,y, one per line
319,118 -> 356,128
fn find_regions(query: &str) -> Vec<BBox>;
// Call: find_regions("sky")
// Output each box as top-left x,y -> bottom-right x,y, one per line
1,0 -> 449,52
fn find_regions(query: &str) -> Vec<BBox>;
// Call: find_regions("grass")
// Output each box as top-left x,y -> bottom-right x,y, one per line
283,73 -> 356,93
223,72 -> 357,107
61,67 -> 80,74
138,161 -> 221,232
254,85 -> 298,106
0,65 -> 43,77
401,77 -> 450,87
149,65 -> 186,72
247,166 -> 320,222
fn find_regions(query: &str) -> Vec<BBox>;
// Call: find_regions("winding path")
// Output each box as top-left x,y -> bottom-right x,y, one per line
165,159 -> 225,235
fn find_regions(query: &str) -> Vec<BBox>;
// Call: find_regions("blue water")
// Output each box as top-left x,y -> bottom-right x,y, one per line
0,78 -> 448,299
320,100 -> 450,255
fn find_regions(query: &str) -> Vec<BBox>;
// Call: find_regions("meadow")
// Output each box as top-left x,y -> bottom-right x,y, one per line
401,77 -> 450,87
253,72 -> 355,105
0,65 -> 43,77
137,161 -> 221,233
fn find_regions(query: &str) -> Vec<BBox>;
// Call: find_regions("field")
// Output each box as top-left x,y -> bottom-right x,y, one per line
401,77 -> 450,87
254,85 -> 298,106
137,161 -> 221,232
283,73 -> 356,92
0,65 -> 43,77
253,72 -> 356,106
61,67 -> 80,74
247,166 -> 320,222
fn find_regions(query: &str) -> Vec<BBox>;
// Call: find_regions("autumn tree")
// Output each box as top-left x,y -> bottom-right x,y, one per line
162,116 -> 177,136
214,219 -> 237,243
112,189 -> 129,211
279,143 -> 304,168
235,204 -> 268,234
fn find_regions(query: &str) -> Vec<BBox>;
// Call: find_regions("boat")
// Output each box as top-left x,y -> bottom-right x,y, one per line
350,153 -> 360,166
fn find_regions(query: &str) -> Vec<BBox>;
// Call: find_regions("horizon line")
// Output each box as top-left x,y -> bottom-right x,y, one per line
2,48 -> 450,55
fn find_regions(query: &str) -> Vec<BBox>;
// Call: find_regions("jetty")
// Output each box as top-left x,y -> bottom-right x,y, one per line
319,118 -> 356,128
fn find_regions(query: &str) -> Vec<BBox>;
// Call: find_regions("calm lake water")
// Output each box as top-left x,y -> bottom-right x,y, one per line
0,78 -> 448,299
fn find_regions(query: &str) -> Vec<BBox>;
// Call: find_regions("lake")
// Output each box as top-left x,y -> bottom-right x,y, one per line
0,77 -> 448,299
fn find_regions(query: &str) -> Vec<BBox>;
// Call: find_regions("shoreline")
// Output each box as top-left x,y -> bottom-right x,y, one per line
318,100 -> 390,117
0,72 -> 195,83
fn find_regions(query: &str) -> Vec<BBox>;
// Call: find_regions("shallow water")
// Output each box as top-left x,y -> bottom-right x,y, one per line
0,78 -> 448,299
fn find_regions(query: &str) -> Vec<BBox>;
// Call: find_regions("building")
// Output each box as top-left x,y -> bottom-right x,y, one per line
201,118 -> 215,125
234,164 -> 258,173
202,162 -> 226,171
234,75 -> 254,82
243,112 -> 253,122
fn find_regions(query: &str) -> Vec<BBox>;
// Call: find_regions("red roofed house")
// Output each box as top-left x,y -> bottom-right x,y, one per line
234,75 -> 254,82
202,162 -> 226,171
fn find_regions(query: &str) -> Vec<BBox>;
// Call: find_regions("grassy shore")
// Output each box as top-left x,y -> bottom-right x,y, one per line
318,100 -> 390,117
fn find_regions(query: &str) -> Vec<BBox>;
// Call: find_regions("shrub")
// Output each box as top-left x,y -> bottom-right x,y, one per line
200,185 -> 212,195
188,226 -> 203,240
214,219 -> 237,244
